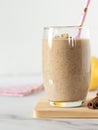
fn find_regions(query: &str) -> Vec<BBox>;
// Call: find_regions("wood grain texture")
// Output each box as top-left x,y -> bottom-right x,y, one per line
33,97 -> 98,118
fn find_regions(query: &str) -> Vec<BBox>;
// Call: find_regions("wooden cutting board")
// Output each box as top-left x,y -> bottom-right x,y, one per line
33,97 -> 98,118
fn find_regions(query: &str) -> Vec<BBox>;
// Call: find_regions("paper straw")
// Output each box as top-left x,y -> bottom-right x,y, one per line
76,0 -> 91,38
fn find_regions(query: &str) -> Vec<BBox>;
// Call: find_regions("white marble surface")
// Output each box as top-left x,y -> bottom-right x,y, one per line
0,75 -> 98,130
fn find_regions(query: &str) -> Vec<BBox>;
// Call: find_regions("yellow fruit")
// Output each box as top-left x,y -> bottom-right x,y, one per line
89,57 -> 98,90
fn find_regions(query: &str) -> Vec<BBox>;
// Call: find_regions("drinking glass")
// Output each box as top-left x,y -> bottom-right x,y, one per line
42,26 -> 90,107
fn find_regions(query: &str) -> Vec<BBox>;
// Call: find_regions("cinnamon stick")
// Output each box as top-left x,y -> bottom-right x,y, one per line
87,93 -> 98,109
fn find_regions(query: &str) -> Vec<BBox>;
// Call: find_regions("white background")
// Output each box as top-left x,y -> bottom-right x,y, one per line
0,0 -> 97,75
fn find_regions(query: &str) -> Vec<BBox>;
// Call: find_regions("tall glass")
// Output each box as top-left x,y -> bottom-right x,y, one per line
42,26 -> 90,107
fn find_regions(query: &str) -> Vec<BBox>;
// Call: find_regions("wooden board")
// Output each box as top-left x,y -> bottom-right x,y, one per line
33,97 -> 98,118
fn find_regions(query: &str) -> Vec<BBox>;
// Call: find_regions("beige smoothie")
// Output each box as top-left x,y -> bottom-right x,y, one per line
42,37 -> 90,102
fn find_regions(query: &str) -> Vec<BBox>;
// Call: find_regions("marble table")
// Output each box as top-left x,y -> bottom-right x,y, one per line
0,75 -> 98,130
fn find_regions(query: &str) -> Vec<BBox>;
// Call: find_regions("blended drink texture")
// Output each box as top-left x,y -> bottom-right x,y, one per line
43,37 -> 90,102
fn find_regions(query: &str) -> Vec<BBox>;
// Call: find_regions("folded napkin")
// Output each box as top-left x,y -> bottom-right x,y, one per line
0,84 -> 44,97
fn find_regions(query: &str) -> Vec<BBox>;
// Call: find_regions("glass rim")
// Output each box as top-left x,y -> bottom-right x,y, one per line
44,25 -> 88,30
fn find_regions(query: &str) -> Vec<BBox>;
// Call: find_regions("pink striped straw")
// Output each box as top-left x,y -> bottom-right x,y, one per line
76,0 -> 91,38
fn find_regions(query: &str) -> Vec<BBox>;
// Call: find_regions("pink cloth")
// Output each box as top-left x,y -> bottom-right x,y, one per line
0,84 -> 43,97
